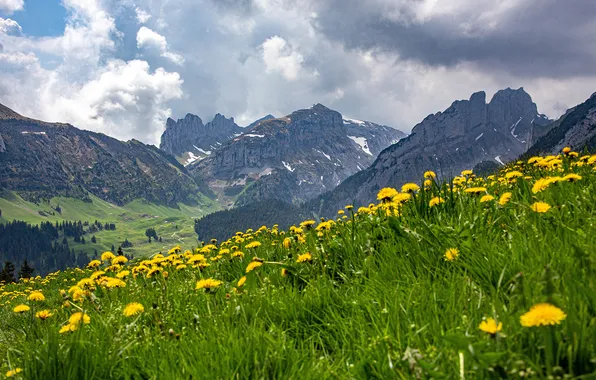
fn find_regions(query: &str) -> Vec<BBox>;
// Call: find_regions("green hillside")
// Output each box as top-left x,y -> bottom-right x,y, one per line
0,192 -> 220,259
0,150 -> 595,378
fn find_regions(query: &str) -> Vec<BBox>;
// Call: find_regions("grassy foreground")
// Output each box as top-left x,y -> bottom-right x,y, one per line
1,151 -> 596,379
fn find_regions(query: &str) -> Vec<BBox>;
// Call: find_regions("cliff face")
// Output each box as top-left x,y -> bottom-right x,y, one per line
307,88 -> 552,217
188,104 -> 405,207
159,113 -> 243,165
0,104 -> 208,207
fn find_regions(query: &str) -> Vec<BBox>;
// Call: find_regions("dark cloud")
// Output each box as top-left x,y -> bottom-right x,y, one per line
311,0 -> 596,78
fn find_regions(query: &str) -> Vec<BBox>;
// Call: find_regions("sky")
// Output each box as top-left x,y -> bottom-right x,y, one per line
0,0 -> 595,146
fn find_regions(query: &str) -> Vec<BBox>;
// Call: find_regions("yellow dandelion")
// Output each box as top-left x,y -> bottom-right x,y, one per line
505,171 -> 523,179
520,303 -> 566,327
195,278 -> 223,291
464,187 -> 487,194
237,276 -> 247,288
28,290 -> 45,301
377,187 -> 399,202
116,270 -> 130,279
562,173 -> 582,182
87,260 -> 101,269
401,183 -> 420,193
282,238 -> 292,249
296,252 -> 312,263
112,256 -> 128,265
245,241 -> 262,249
444,248 -> 459,261
101,251 -> 115,262
36,309 -> 53,320
531,201 -> 551,213
69,312 -> 91,326
480,195 -> 494,203
13,304 -> 30,313
245,261 -> 263,273
424,171 -> 436,179
479,318 -> 502,335
498,192 -> 512,206
429,197 -> 444,207
5,368 -> 22,377
461,169 -> 473,176
123,302 -> 145,317
393,193 -> 412,203
562,146 -> 571,154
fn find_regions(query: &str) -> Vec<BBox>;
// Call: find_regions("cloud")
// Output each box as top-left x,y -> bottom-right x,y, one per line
0,0 -> 23,14
136,26 -> 184,65
0,16 -> 21,36
261,36 -> 304,81
135,7 -> 152,23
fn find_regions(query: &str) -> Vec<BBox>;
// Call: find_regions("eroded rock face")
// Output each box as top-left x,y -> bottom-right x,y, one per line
0,104 -> 207,207
159,113 -> 243,164
307,88 -> 552,217
189,103 -> 405,206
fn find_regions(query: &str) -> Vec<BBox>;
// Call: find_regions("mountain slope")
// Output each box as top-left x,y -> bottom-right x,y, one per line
188,104 -> 405,207
159,113 -> 243,165
307,88 -> 551,217
525,92 -> 596,156
0,104 -> 210,207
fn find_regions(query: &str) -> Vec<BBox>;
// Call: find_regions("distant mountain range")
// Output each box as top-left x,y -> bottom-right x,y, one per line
186,104 -> 406,207
0,105 -> 210,207
306,87 -> 555,216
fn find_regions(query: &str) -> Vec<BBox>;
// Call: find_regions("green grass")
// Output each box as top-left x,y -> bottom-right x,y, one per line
1,153 -> 596,379
0,192 -> 220,258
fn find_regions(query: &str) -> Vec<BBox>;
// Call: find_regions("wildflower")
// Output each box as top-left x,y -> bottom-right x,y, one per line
123,302 -> 145,317
345,205 -> 354,210
101,251 -> 115,262
316,221 -> 332,231
245,261 -> 263,273
281,268 -> 288,277
296,252 -> 313,263
69,312 -> 91,327
461,169 -> 473,176
232,251 -> 244,259
479,318 -> 502,335
531,202 -> 551,213
429,197 -> 444,207
401,183 -> 420,193
59,325 -> 72,334
300,220 -> 316,229
237,276 -> 247,288
282,237 -> 292,249
100,277 -> 126,289
393,193 -> 412,203
424,171 -> 436,179
444,248 -> 459,261
562,146 -> 571,154
36,310 -> 53,320
480,195 -> 494,203
520,303 -> 566,327
499,192 -> 512,206
6,368 -> 22,377
464,187 -> 486,194
13,304 -> 30,313
76,278 -> 95,290
90,271 -> 105,280
116,270 -> 130,279
28,291 -> 45,301
505,171 -> 523,179
377,187 -> 399,202
112,256 -> 128,265
176,264 -> 187,271
87,260 -> 101,269
562,173 -> 582,182
245,241 -> 262,249
196,278 -> 223,291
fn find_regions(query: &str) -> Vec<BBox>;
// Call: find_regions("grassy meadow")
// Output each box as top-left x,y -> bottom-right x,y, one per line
1,150 -> 595,379
0,193 -> 219,259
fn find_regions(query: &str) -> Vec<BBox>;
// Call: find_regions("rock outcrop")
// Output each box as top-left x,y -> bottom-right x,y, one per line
307,88 -> 552,217
189,104 -> 405,207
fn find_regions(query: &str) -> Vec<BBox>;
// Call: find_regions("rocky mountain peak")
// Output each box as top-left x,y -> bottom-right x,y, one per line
0,103 -> 24,120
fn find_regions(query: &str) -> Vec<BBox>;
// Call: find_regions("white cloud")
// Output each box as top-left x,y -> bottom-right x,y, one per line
135,7 -> 152,23
0,0 -> 23,14
261,36 -> 304,81
136,26 -> 185,65
0,17 -> 21,36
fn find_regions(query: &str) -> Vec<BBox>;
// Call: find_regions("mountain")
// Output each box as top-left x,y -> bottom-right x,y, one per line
188,104 -> 406,207
246,114 -> 275,130
525,92 -> 596,156
159,113 -> 243,165
0,104 -> 210,207
307,88 -> 552,217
